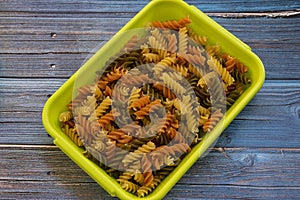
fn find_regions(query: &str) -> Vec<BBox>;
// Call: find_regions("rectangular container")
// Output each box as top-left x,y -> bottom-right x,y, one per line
42,0 -> 265,199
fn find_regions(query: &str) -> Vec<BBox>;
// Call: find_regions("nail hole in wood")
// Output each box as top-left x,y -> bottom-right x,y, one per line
50,64 -> 56,69
50,32 -> 57,38
47,171 -> 56,175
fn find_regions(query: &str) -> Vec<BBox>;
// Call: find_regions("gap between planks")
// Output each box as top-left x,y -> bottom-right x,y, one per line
209,10 -> 300,18
0,10 -> 299,18
0,144 -> 299,151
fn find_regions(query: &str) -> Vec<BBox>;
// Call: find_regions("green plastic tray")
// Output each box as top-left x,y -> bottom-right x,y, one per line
42,0 -> 265,199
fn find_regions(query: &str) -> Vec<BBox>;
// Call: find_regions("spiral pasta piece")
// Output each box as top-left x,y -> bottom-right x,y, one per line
207,56 -> 234,86
142,84 -> 164,102
183,53 -> 206,66
169,63 -> 188,77
129,96 -> 151,111
107,129 -> 133,146
95,96 -> 112,117
153,82 -> 176,100
62,124 -> 83,147
202,109 -> 224,132
153,56 -> 177,75
143,53 -> 161,63
150,28 -> 168,50
161,73 -> 185,97
97,110 -> 119,128
149,16 -> 191,30
134,99 -> 163,120
187,26 -> 208,46
77,84 -> 94,97
188,63 -> 206,79
231,70 -> 251,85
124,34 -> 139,53
187,45 -> 204,56
122,141 -> 156,167
206,45 -> 221,58
141,154 -> 154,186
121,74 -> 151,86
137,185 -> 153,198
151,143 -> 191,159
148,35 -> 168,59
102,66 -> 128,83
59,111 -> 73,122
105,140 -> 117,162
90,137 -> 106,153
223,54 -> 248,73
167,33 -> 178,52
117,171 -> 133,183
128,87 -> 142,105
76,115 -> 96,145
133,170 -> 145,185
120,180 -> 140,194
178,27 -> 188,54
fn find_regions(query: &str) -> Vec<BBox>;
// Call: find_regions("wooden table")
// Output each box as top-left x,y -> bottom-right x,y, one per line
1,0 -> 300,199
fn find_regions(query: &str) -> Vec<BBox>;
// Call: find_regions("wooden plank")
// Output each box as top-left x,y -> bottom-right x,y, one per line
0,53 -> 86,78
0,123 -> 53,145
2,17 -> 299,47
0,147 -> 299,199
0,0 -> 299,15
1,17 -> 299,79
168,184 -> 300,199
1,0 -> 298,199
1,79 -> 299,148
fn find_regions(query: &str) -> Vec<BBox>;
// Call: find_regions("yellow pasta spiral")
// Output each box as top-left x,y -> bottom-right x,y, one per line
134,170 -> 145,185
178,27 -> 188,54
207,56 -> 234,86
95,96 -> 112,117
122,141 -> 156,167
143,53 -> 160,63
150,28 -> 167,50
153,56 -> 177,75
62,124 -> 83,147
148,35 -> 168,59
120,180 -> 140,194
59,111 -> 73,122
161,73 -> 185,96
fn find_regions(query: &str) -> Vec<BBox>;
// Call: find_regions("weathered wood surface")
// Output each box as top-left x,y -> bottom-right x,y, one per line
1,79 -> 300,148
1,17 -> 300,79
1,0 -> 300,199
1,147 -> 299,199
1,0 -> 299,14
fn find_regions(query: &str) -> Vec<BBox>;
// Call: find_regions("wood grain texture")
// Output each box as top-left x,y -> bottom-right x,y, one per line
1,79 -> 299,148
1,0 -> 300,199
0,0 -> 299,14
0,147 -> 299,199
1,17 -> 299,79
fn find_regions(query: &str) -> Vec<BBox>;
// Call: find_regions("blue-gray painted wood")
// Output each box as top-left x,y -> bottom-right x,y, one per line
0,0 -> 299,14
0,147 -> 299,199
1,0 -> 299,199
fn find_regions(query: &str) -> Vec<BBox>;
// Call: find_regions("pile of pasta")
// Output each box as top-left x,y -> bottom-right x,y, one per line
59,16 -> 251,197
